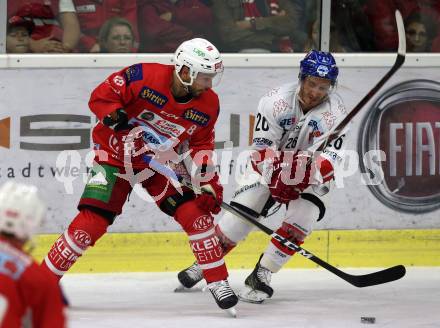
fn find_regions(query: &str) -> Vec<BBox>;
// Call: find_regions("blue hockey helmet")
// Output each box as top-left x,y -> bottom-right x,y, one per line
299,50 -> 338,85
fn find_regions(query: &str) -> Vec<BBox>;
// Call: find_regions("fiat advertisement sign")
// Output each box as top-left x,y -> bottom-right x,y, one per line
359,80 -> 440,213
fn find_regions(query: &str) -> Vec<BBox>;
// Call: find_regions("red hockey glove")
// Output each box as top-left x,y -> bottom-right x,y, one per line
269,170 -> 301,204
195,173 -> 223,215
268,153 -> 312,204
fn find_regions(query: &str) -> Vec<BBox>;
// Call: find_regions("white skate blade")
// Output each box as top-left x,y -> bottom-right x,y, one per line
174,283 -> 204,293
238,286 -> 269,304
174,284 -> 188,292
225,306 -> 237,318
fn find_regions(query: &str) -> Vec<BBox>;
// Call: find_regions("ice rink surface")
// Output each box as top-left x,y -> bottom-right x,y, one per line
62,267 -> 440,328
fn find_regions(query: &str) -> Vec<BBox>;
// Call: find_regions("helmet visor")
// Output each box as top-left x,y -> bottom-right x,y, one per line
194,71 -> 223,89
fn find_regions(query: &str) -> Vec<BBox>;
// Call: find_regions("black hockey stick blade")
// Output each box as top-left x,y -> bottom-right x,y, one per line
341,265 -> 406,288
223,202 -> 406,288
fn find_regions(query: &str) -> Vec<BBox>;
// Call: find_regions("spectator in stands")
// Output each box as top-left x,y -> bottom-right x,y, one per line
98,17 -> 135,53
365,0 -> 440,51
210,0 -> 302,53
431,34 -> 440,51
302,19 -> 319,52
6,16 -> 34,53
331,0 -> 375,52
73,1 -> 138,53
7,0 -> 80,53
137,0 -> 215,53
302,19 -> 348,52
292,0 -> 319,51
405,12 -> 438,52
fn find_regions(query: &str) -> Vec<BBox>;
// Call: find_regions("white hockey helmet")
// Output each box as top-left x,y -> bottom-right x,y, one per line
0,181 -> 45,241
174,38 -> 224,87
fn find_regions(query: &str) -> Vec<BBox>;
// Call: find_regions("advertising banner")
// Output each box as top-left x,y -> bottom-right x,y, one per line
0,66 -> 439,232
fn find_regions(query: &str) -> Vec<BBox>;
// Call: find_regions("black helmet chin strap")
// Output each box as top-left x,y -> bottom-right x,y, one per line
188,85 -> 198,98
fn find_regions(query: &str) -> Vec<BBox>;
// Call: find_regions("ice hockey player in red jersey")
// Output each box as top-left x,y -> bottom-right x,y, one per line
41,37 -> 239,315
0,181 -> 66,328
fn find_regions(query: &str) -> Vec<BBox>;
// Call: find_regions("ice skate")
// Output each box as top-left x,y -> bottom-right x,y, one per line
174,261 -> 204,292
238,256 -> 273,304
207,280 -> 238,317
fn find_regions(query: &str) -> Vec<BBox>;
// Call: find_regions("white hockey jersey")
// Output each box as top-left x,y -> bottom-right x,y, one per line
252,82 -> 349,183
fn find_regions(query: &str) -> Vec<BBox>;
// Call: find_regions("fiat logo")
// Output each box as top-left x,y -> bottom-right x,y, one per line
358,79 -> 440,213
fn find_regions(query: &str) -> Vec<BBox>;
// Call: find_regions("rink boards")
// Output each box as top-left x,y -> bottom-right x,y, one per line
1,55 -> 440,273
32,229 -> 440,273
1,62 -> 440,233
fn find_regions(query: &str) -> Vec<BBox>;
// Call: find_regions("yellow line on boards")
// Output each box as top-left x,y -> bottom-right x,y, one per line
30,229 -> 440,273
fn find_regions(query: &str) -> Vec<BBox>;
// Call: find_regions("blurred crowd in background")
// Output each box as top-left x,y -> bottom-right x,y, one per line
5,0 -> 440,54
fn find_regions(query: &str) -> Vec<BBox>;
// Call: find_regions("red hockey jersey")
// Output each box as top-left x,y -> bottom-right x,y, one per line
89,63 -> 219,169
0,239 -> 66,328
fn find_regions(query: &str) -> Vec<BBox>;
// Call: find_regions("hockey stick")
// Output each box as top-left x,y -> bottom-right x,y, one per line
143,155 -> 406,288
219,202 -> 406,288
136,10 -> 407,287
312,10 -> 406,153
222,10 -> 406,287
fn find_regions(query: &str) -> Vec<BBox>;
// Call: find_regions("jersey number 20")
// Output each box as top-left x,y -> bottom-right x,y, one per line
255,113 -> 269,131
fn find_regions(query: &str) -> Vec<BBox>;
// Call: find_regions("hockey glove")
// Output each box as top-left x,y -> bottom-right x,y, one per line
104,109 -> 147,165
195,173 -> 223,215
268,153 -> 312,204
103,108 -> 130,131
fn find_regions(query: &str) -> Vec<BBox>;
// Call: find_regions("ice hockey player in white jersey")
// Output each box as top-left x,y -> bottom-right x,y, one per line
177,50 -> 349,303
